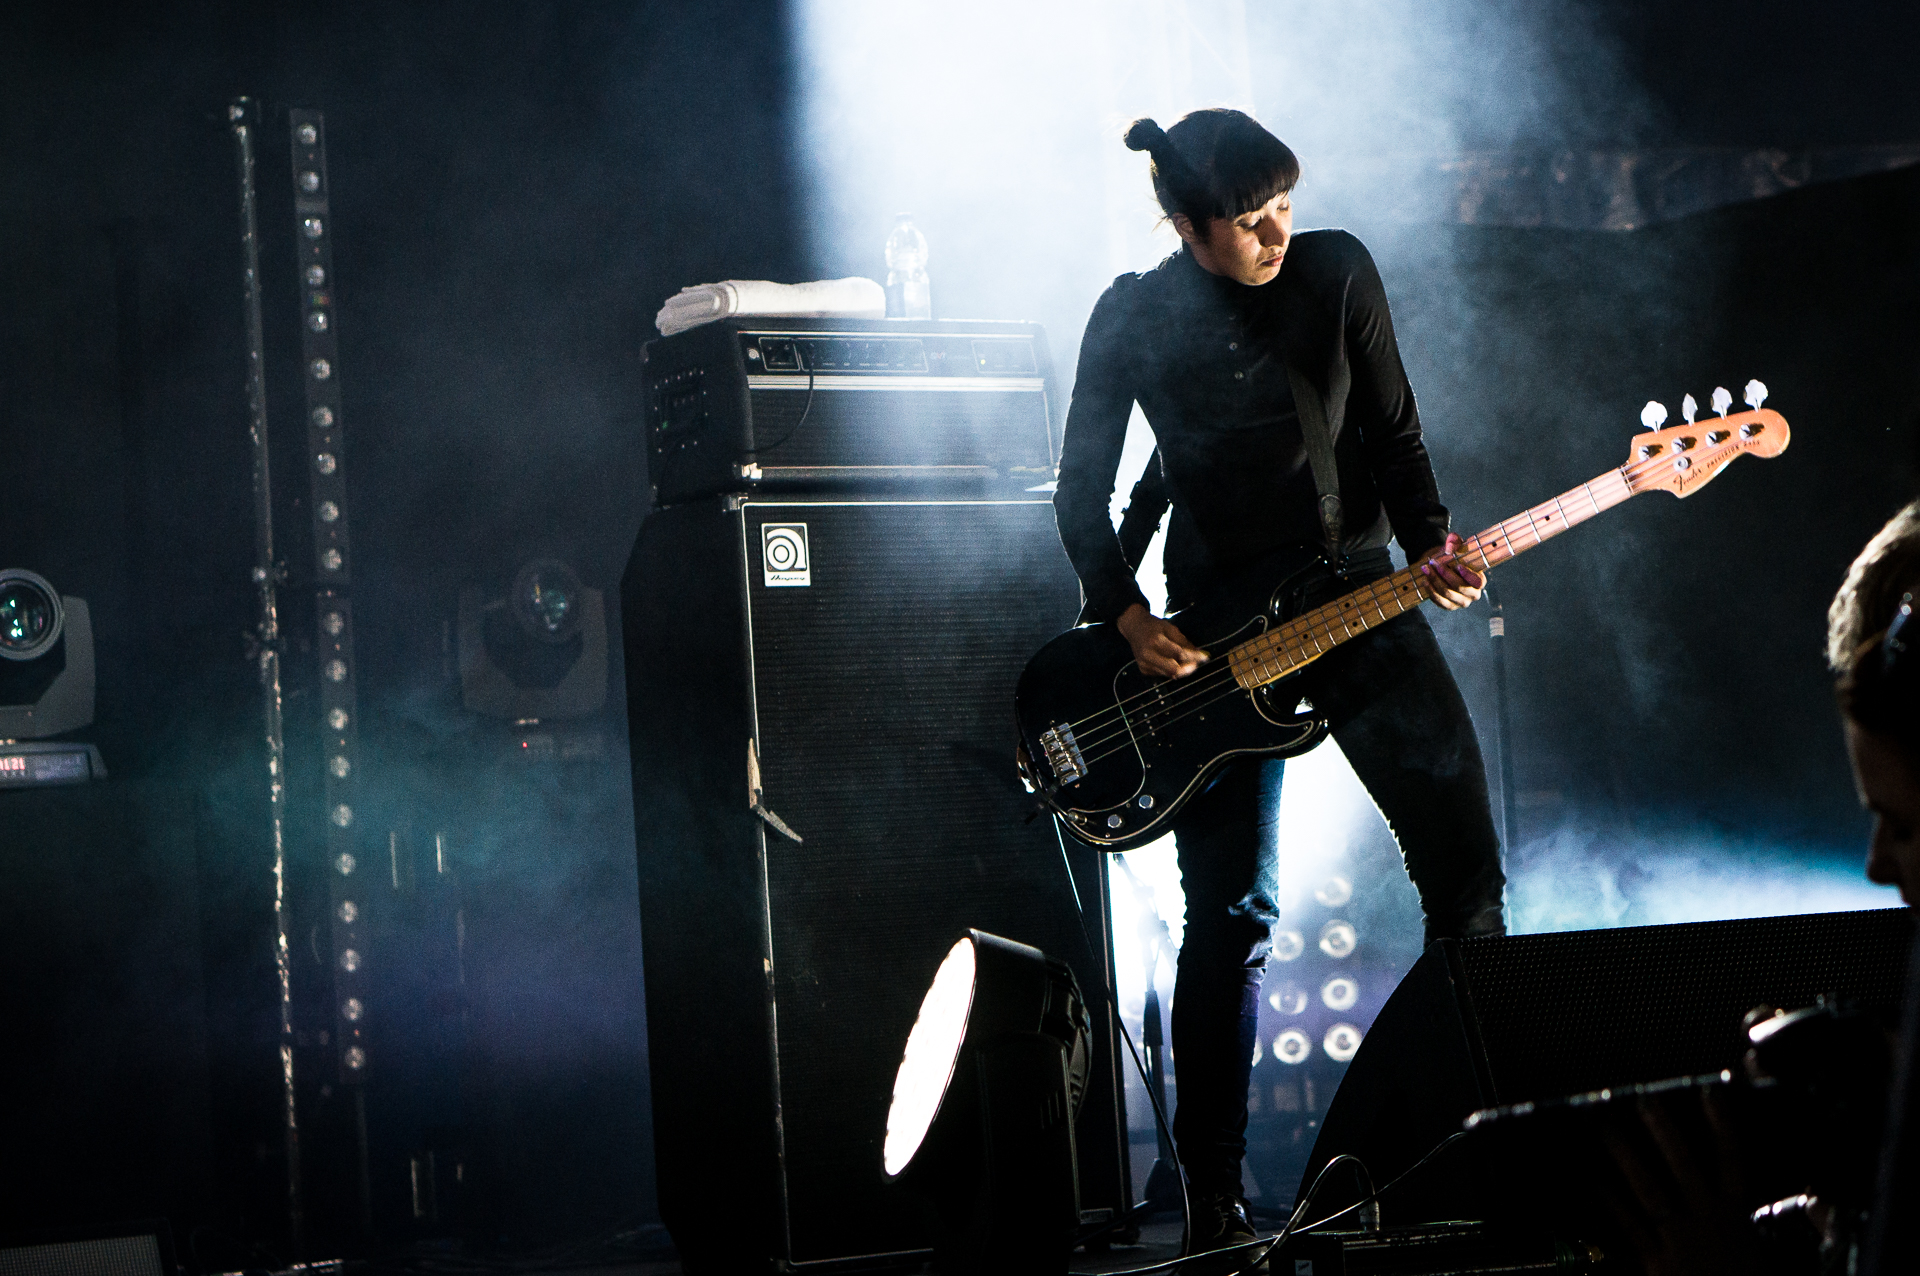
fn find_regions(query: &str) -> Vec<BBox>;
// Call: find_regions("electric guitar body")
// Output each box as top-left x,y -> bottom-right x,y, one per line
1018,396 -> 1792,852
1015,552 -> 1334,851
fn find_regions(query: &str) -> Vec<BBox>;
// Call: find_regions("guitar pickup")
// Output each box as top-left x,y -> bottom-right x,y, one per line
1039,722 -> 1086,786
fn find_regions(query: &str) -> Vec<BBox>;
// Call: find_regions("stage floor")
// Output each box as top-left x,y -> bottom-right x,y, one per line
357,1218 -> 1195,1274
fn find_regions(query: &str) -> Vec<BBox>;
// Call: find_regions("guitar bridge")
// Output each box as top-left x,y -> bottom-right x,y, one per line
1038,722 -> 1086,786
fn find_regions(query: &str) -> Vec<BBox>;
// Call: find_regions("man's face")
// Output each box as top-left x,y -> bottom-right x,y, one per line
1847,719 -> 1920,905
1177,191 -> 1293,286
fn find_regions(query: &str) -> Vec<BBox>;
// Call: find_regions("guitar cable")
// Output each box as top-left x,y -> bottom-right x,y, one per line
750,358 -> 817,456
1079,1131 -> 1470,1276
1050,814 -> 1471,1271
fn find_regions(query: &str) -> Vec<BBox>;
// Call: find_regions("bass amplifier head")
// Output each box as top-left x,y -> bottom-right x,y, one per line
642,317 -> 1057,506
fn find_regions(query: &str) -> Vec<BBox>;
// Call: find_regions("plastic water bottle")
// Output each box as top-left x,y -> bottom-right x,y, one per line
884,214 -> 931,319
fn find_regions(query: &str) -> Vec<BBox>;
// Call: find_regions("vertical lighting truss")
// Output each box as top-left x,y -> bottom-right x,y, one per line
231,93 -> 305,1250
288,110 -> 368,1090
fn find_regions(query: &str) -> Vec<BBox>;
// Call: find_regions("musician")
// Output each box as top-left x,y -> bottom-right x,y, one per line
1828,501 -> 1920,1274
1052,109 -> 1507,1252
1597,505 -> 1920,1276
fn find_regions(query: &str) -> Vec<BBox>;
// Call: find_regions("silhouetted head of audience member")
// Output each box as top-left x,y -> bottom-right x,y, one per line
1829,499 -> 1920,905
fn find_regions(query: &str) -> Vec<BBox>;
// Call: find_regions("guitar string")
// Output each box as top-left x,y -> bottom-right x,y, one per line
1083,454 -> 1652,737
1059,562 -> 1428,753
1046,436 -> 1718,779
1064,534 -> 1513,760
1057,466 -> 1634,749
1064,433 -> 1752,786
1062,516 -> 1510,759
1074,667 -> 1305,774
1066,471 -> 1634,763
1082,564 -> 1451,759
1064,567 -> 1437,764
1064,485 -> 1607,771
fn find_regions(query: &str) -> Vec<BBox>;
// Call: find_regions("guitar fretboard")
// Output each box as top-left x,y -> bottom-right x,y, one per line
1226,468 -> 1634,691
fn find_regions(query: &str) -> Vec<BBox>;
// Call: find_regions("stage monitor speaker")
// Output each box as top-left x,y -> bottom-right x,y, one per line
1301,908 -> 1912,1224
620,495 -> 1130,1273
0,1221 -> 173,1275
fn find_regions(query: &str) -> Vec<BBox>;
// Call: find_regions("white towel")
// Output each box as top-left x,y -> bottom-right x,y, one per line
655,277 -> 887,337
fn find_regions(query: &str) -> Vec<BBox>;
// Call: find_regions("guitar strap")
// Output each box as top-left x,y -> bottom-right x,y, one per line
1285,363 -> 1345,559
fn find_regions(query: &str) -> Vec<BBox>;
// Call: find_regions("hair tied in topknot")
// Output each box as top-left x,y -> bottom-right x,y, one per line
1124,118 -> 1168,154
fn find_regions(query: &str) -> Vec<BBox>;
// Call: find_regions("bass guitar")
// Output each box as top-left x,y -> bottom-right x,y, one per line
1016,389 -> 1790,851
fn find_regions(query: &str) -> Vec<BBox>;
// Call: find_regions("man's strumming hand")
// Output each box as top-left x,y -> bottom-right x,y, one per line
1411,533 -> 1485,610
1117,603 -> 1209,679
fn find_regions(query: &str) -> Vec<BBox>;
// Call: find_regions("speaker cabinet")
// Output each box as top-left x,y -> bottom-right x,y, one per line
620,496 -> 1130,1272
1302,909 -> 1912,1222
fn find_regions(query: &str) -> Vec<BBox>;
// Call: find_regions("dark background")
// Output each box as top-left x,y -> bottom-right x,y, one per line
0,0 -> 1915,1267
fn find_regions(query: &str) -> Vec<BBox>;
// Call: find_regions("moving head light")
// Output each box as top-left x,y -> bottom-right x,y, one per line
0,568 -> 103,786
457,557 -> 608,721
0,568 -> 95,739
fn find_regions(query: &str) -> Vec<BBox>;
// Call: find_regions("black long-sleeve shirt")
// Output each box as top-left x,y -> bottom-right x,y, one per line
1053,230 -> 1451,621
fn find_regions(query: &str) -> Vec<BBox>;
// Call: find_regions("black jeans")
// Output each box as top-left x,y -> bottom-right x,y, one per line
1168,607 -> 1506,1196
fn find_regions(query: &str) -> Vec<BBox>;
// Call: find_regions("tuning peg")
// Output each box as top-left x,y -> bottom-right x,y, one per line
1711,386 -> 1733,417
1640,400 -> 1669,430
1682,394 -> 1698,424
1744,378 -> 1769,409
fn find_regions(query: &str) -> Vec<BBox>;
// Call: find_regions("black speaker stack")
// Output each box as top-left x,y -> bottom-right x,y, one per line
621,318 -> 1131,1272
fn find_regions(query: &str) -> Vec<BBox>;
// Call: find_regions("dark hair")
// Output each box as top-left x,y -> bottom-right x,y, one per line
1839,603 -> 1920,750
1124,109 -> 1300,227
1831,500 -> 1920,747
1828,500 -> 1920,674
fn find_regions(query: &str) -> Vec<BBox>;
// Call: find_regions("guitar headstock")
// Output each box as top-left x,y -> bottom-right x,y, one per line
1623,382 -> 1790,497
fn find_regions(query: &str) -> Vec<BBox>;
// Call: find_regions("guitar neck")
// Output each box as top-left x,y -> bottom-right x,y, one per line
1226,467 -> 1634,691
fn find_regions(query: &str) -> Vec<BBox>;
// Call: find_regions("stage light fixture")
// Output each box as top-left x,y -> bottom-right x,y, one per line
884,930 -> 1092,1273
1275,1029 -> 1312,1065
0,568 -> 100,762
1319,920 -> 1357,958
1272,928 -> 1306,961
1315,875 -> 1353,907
1323,1023 -> 1363,1062
458,556 -> 609,722
1321,976 -> 1359,1011
1269,983 -> 1309,1016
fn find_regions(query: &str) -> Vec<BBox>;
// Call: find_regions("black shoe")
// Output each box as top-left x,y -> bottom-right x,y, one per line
1186,1193 -> 1264,1273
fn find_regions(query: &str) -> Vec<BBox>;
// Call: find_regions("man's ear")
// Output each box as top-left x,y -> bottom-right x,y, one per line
1171,213 -> 1204,246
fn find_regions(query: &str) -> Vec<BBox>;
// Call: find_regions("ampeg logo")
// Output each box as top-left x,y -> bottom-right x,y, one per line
761,523 -> 811,587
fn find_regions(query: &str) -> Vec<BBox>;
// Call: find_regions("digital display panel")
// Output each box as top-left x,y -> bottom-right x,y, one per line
0,747 -> 93,786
